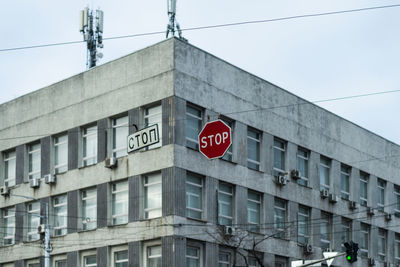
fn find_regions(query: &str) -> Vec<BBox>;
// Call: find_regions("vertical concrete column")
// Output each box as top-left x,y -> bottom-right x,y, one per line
15,203 -> 24,244
370,226 -> 378,259
97,183 -> 108,228
173,236 -> 186,267
387,230 -> 395,263
97,118 -> 108,163
128,241 -> 141,267
67,190 -> 78,234
40,136 -> 51,176
206,176 -> 218,224
163,96 -> 186,146
15,145 -> 25,185
332,215 -> 342,252
235,186 -> 247,229
349,168 -> 360,203
263,194 -> 274,237
162,236 -> 174,267
162,167 -> 186,217
263,253 -> 275,267
261,132 -> 273,175
234,122 -> 247,167
311,208 -> 321,247
368,174 -> 377,209
286,142 -> 297,179
205,242 -> 218,267
129,175 -> 140,222
67,251 -> 78,267
288,201 -> 299,243
128,108 -> 140,135
97,246 -> 109,267
309,151 -> 320,190
331,160 -> 340,196
67,127 -> 79,170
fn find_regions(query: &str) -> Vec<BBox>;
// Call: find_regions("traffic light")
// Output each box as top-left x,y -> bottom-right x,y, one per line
344,241 -> 359,263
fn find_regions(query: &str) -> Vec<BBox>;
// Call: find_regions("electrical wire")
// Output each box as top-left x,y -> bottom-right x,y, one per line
0,4 -> 400,53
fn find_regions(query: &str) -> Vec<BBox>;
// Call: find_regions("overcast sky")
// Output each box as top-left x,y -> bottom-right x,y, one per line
1,0 -> 399,145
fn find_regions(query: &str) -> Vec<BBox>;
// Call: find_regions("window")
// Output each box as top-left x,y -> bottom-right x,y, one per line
186,105 -> 202,150
221,119 -> 233,161
186,173 -> 203,220
27,201 -> 40,241
53,194 -> 67,236
377,179 -> 385,212
359,172 -> 369,206
3,150 -> 16,187
83,254 -> 97,267
27,263 -> 40,267
273,138 -> 285,177
274,256 -> 288,267
144,173 -> 162,219
114,250 -> 128,267
296,148 -> 309,186
82,125 -> 97,166
340,164 -> 350,200
340,218 -> 352,251
274,198 -> 286,238
218,252 -> 231,267
297,206 -> 310,244
186,246 -> 201,267
218,183 -> 234,226
112,116 -> 129,158
55,260 -> 67,267
144,105 -> 162,149
320,212 -> 331,250
319,157 -> 330,191
247,128 -> 260,170
395,233 -> 400,264
248,257 -> 260,267
395,185 -> 400,215
146,245 -> 162,267
378,228 -> 386,261
81,188 -> 97,230
2,207 -> 15,245
248,190 -> 261,232
54,134 -> 68,174
112,180 -> 128,224
28,143 -> 41,180
360,223 -> 369,257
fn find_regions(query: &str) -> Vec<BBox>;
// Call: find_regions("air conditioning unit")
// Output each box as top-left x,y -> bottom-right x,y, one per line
368,257 -> 375,266
105,156 -> 118,169
29,178 -> 40,188
385,213 -> 392,221
329,193 -> 338,203
323,247 -> 332,252
367,207 -> 375,216
349,201 -> 358,210
0,185 -> 10,196
303,244 -> 313,254
37,224 -> 46,234
223,226 -> 236,236
275,175 -> 287,186
290,169 -> 301,180
320,189 -> 329,198
44,174 -> 56,184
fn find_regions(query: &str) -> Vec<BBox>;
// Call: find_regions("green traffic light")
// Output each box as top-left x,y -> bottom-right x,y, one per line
347,256 -> 352,261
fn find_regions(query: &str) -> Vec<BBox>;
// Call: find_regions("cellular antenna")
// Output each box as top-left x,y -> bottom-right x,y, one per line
80,7 -> 104,68
166,0 -> 187,41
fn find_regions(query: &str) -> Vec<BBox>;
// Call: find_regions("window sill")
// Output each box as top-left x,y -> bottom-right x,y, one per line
186,217 -> 207,224
23,239 -> 41,243
220,157 -> 237,165
77,227 -> 97,233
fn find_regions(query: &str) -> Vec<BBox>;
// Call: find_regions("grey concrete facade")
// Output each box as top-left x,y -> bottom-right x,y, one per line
0,38 -> 399,267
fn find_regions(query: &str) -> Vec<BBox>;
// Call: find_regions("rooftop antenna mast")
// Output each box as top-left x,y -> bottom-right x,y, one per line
80,7 -> 104,69
166,0 -> 187,41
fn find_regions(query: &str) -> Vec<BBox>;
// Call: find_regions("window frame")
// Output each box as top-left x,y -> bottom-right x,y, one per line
359,172 -> 369,207
377,228 -> 386,261
3,149 -> 16,187
220,118 -> 233,162
53,194 -> 68,236
186,172 -> 204,220
2,206 -> 15,246
143,240 -> 162,267
395,233 -> 400,264
81,187 -> 97,230
111,180 -> 129,225
247,190 -> 261,232
53,133 -> 68,174
320,212 -> 332,250
340,164 -> 351,200
359,223 -> 369,257
26,201 -> 41,241
218,249 -> 233,267
144,104 -> 162,150
144,172 -> 162,219
218,183 -> 234,226
247,127 -> 261,171
186,244 -> 203,267
185,104 -> 203,150
81,251 -> 97,267
296,148 -> 309,186
28,142 -> 41,180
82,124 -> 98,167
377,179 -> 385,212
297,205 -> 310,245
319,156 -> 331,191
274,198 -> 287,239
111,245 -> 129,267
112,115 -> 129,158
273,138 -> 286,177
395,185 -> 400,216
340,218 -> 352,251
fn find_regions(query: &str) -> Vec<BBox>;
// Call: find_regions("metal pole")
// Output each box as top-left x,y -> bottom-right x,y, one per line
295,252 -> 346,267
45,203 -> 50,267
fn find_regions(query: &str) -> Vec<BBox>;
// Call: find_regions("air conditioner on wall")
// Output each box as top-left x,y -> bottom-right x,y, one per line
349,201 -> 358,210
367,207 -> 375,216
368,257 -> 375,266
303,244 -> 313,254
275,175 -> 287,186
29,178 -> 40,188
223,226 -> 236,236
320,189 -> 329,198
329,194 -> 338,203
290,170 -> 301,180
0,185 -> 10,196
105,156 -> 118,169
44,174 -> 56,184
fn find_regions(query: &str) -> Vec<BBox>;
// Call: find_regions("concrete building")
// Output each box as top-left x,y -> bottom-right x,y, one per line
0,38 -> 399,267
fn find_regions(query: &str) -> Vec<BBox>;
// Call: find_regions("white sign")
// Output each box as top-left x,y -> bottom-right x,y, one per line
127,124 -> 159,153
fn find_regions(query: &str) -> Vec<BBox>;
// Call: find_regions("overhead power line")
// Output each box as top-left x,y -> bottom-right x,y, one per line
1,4 -> 400,53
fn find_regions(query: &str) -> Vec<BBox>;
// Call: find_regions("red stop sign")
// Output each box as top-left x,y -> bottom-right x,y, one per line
198,120 -> 232,159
